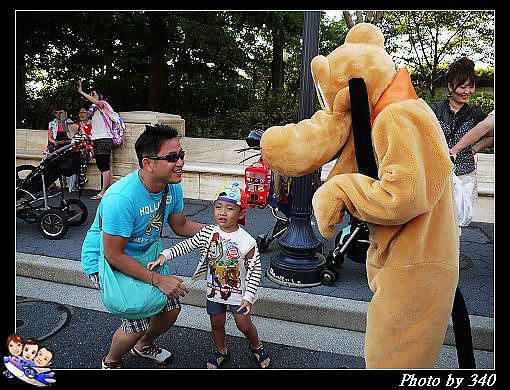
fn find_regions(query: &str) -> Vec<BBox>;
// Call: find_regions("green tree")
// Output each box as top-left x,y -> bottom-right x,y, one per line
380,11 -> 494,96
16,11 -> 493,140
16,11 -> 150,128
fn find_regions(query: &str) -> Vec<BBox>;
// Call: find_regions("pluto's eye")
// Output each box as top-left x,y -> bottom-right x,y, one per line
316,81 -> 330,112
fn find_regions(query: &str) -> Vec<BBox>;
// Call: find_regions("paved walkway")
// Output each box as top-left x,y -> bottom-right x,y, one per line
16,189 -> 493,318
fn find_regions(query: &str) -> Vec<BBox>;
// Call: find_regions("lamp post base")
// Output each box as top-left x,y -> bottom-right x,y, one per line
267,252 -> 326,287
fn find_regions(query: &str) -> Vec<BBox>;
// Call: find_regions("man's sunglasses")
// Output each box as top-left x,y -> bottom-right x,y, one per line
144,150 -> 185,163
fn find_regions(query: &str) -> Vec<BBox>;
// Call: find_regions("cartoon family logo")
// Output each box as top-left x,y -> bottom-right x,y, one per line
3,334 -> 56,387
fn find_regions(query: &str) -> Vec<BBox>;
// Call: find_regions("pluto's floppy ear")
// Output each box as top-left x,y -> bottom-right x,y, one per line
348,78 -> 378,180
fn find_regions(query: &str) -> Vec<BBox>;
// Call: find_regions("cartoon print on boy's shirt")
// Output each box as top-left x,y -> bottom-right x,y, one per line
206,232 -> 242,301
207,232 -> 226,299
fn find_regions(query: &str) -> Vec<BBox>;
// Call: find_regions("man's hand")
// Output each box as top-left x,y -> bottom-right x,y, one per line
152,274 -> 189,299
77,80 -> 83,94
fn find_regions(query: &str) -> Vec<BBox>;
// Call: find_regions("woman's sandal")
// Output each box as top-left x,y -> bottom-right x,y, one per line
207,349 -> 230,369
250,342 -> 271,368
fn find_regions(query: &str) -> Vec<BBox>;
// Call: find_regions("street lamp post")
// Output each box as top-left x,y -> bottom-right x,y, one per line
266,11 -> 325,287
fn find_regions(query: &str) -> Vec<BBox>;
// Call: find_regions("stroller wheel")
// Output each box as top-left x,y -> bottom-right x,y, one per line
327,250 -> 345,267
36,209 -> 69,240
63,198 -> 88,226
320,268 -> 338,286
256,234 -> 269,252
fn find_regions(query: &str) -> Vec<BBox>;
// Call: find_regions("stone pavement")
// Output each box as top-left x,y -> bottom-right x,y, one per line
16,189 -> 494,315
15,187 -> 494,351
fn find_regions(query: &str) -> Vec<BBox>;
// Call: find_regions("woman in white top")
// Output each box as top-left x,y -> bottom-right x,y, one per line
77,80 -> 114,200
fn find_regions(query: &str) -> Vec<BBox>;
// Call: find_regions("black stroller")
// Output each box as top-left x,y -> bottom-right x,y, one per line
236,130 -> 292,252
16,135 -> 90,239
320,213 -> 370,285
256,173 -> 292,252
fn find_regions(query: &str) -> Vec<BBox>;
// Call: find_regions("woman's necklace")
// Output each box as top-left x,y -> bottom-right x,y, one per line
138,170 -> 161,201
448,98 -> 463,114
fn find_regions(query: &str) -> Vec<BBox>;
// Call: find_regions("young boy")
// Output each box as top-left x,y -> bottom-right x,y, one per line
148,182 -> 270,369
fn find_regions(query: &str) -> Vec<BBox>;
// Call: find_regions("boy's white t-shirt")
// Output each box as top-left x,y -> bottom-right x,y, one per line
206,226 -> 256,306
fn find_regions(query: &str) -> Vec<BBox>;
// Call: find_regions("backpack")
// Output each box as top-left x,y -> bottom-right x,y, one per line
98,102 -> 126,146
108,111 -> 126,146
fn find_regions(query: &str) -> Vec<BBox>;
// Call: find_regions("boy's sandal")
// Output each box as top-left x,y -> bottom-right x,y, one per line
250,342 -> 271,368
207,349 -> 230,369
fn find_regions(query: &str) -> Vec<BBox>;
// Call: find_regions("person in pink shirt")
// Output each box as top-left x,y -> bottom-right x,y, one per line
77,80 -> 114,200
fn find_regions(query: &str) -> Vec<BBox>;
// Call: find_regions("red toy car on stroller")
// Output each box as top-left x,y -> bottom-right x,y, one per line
237,130 -> 292,252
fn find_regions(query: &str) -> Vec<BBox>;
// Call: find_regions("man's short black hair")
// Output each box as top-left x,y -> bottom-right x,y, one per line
135,124 -> 179,168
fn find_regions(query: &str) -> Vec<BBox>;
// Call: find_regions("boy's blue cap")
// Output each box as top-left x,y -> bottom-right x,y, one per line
215,182 -> 247,225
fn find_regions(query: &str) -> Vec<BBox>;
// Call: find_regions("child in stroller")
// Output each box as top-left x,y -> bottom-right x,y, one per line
253,171 -> 292,252
16,134 -> 91,239
238,130 -> 292,252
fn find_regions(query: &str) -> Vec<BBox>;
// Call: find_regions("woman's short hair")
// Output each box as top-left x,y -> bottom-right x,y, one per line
447,57 -> 477,91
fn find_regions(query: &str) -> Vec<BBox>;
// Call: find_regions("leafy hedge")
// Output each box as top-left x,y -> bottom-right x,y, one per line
422,91 -> 493,114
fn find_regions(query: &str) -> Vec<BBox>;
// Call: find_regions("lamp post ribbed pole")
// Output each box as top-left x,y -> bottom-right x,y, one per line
267,11 -> 325,287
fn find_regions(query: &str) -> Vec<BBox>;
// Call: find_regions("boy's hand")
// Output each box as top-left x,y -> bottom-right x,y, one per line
236,299 -> 252,316
147,255 -> 166,271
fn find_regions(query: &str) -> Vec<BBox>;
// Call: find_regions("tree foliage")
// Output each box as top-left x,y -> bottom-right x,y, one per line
16,11 -> 493,138
380,11 -> 494,96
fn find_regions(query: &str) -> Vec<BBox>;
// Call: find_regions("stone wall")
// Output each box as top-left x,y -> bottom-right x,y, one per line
16,111 -> 185,191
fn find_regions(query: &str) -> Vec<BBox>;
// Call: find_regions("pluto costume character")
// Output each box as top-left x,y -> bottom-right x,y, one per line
260,23 -> 459,368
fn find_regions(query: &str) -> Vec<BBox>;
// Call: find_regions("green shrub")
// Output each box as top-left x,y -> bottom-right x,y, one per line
186,92 -> 299,140
469,92 -> 494,114
475,68 -> 494,88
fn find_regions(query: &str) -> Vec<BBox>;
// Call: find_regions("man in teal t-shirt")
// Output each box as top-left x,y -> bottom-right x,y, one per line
81,124 -> 205,369
81,172 -> 185,274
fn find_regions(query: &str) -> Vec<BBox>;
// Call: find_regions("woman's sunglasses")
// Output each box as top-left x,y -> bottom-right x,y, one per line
144,150 -> 185,163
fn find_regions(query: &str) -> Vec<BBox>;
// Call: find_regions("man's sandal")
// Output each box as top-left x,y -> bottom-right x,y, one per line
207,349 -> 230,369
250,342 -> 271,368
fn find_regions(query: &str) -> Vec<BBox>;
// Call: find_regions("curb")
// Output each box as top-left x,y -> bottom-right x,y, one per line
16,251 -> 493,352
